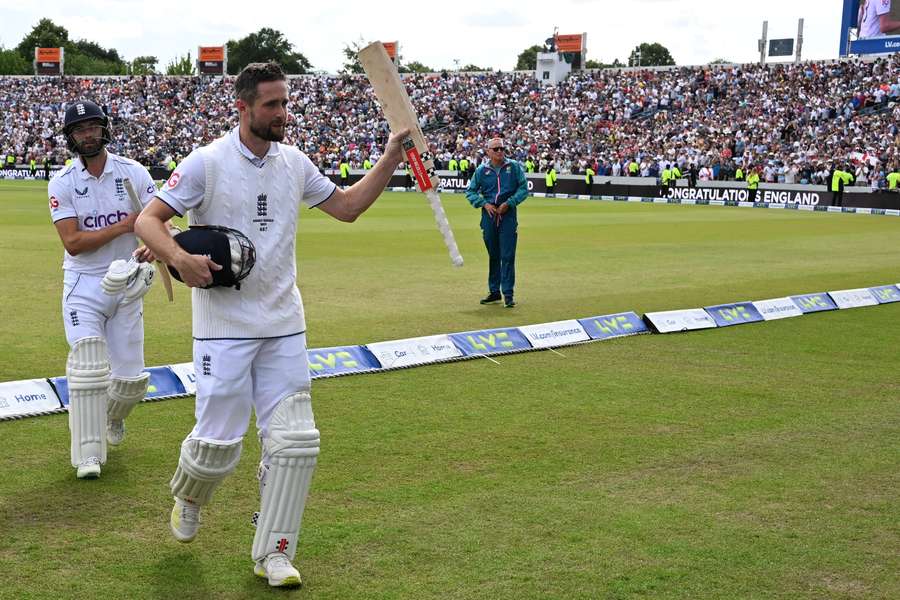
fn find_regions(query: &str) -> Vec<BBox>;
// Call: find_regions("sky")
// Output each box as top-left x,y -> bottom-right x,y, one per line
2,1 -> 850,73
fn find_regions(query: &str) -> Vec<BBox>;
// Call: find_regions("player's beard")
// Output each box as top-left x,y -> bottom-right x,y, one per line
249,114 -> 286,142
77,137 -> 104,157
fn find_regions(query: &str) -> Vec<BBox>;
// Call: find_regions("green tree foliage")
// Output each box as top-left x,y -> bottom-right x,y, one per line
166,53 -> 196,76
0,47 -> 30,75
130,56 -> 159,75
341,38 -> 366,74
226,28 -> 312,75
399,61 -> 431,74
515,45 -> 543,71
459,64 -> 490,72
14,18 -> 128,74
15,18 -> 68,61
628,42 -> 675,67
584,58 -> 624,70
65,53 -> 127,75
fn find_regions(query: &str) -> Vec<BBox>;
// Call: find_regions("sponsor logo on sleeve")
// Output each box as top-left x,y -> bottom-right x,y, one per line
166,172 -> 181,189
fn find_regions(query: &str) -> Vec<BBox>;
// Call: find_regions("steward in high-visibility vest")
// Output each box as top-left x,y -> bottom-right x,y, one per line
830,167 -> 854,207
545,167 -> 558,193
339,160 -> 351,187
887,170 -> 900,190
30,158 -> 37,176
628,160 -> 639,176
524,158 -> 535,173
735,167 -> 744,181
584,167 -> 595,193
5,154 -> 14,169
746,169 -> 760,202
448,158 -> 458,172
459,158 -> 470,174
660,167 -> 672,196
363,158 -> 373,170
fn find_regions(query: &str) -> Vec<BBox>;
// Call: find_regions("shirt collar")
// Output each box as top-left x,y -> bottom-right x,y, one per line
77,152 -> 113,180
231,126 -> 281,167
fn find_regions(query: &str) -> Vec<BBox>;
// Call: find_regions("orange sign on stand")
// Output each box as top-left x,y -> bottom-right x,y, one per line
197,46 -> 226,75
34,47 -> 64,75
382,41 -> 398,61
555,34 -> 584,53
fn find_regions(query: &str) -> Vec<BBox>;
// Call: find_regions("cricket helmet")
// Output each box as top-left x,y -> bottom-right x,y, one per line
168,225 -> 256,289
63,100 -> 112,157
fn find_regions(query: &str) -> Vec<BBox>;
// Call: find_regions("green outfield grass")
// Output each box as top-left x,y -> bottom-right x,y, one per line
0,180 -> 898,599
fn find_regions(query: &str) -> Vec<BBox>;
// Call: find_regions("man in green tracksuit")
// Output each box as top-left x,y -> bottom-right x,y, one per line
466,137 -> 528,308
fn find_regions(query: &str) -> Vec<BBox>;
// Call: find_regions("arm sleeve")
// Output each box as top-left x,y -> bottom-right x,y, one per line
299,152 -> 337,208
465,167 -> 486,208
507,163 -> 529,207
48,176 -> 76,223
155,150 -> 207,216
139,167 -> 157,207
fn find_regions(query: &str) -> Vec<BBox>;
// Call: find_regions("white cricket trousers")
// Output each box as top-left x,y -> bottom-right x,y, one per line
190,333 -> 312,441
62,270 -> 144,378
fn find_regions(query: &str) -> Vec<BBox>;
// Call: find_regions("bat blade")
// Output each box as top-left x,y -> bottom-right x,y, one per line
123,178 -> 175,301
358,42 -> 463,267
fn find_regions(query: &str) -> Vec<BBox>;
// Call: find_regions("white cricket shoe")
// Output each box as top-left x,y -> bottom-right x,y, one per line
170,497 -> 201,543
254,552 -> 302,587
107,418 -> 125,445
76,456 -> 101,479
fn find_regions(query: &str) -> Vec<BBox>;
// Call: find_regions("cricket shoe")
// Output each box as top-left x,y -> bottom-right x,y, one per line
76,456 -> 101,479
107,418 -> 125,445
170,497 -> 201,543
504,296 -> 516,308
254,552 -> 302,587
480,292 -> 501,304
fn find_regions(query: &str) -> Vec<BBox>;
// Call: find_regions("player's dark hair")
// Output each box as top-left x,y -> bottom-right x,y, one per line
235,62 -> 286,104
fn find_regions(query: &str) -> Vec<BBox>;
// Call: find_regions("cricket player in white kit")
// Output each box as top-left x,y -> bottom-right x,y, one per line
49,100 -> 158,479
135,62 -> 409,588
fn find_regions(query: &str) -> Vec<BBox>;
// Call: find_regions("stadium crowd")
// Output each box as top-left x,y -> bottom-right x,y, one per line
2,53 -> 900,187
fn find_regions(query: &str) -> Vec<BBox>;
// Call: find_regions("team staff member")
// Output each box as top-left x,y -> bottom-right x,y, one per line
49,100 -> 157,479
466,137 -> 528,308
136,62 -> 409,588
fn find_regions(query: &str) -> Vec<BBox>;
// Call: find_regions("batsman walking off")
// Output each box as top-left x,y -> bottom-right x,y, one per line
466,137 -> 528,308
135,62 -> 408,588
49,100 -> 158,480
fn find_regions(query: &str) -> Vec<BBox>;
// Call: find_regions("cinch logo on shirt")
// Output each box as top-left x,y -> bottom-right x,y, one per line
83,210 -> 129,229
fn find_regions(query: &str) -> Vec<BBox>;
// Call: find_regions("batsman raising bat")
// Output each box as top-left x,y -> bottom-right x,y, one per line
358,41 -> 464,267
135,61 -> 411,588
49,100 -> 157,479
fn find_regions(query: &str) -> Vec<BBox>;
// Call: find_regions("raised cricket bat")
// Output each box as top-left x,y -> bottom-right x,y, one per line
123,178 -> 174,302
358,42 -> 464,267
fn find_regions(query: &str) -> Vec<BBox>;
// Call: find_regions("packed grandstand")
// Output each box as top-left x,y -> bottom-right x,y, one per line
2,53 -> 899,187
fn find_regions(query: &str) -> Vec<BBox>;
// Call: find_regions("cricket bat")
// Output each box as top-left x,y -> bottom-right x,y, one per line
123,178 -> 174,302
358,41 -> 464,267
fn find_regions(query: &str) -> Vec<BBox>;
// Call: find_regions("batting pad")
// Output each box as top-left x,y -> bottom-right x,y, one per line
107,373 -> 149,421
252,391 -> 320,562
67,337 -> 111,466
170,437 -> 242,505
